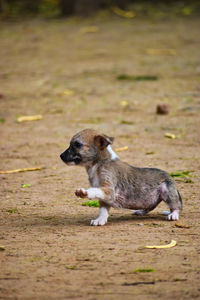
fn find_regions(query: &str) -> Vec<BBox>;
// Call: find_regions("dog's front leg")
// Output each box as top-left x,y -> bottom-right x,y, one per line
75,187 -> 113,226
90,202 -> 110,226
75,187 -> 104,199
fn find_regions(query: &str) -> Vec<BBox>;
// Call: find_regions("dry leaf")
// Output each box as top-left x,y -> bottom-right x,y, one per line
175,223 -> 190,229
17,115 -> 43,122
120,100 -> 128,107
144,240 -> 177,249
146,48 -> 177,56
146,151 -> 155,155
62,89 -> 74,96
0,166 -> 43,174
80,26 -> 99,34
120,120 -> 134,125
115,146 -> 129,152
164,132 -> 176,139
112,6 -> 135,18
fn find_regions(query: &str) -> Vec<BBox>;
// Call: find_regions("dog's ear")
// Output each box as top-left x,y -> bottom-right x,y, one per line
94,135 -> 114,150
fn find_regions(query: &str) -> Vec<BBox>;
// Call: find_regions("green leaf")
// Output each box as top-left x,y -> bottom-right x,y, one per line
134,268 -> 155,273
22,184 -> 31,188
117,74 -> 158,81
7,208 -> 18,214
82,200 -> 99,207
120,120 -> 135,125
65,265 -> 76,270
146,151 -> 155,155
170,171 -> 191,178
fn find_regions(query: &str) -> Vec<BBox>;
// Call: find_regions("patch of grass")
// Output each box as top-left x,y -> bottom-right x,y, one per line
82,200 -> 99,207
117,74 -> 158,81
134,268 -> 155,273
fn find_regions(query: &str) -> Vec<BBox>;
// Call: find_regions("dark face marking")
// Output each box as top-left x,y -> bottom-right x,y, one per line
60,140 -> 83,165
73,141 -> 83,149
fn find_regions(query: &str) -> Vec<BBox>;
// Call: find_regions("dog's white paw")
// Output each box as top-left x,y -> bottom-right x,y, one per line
90,217 -> 107,226
90,207 -> 109,226
75,188 -> 88,198
167,210 -> 179,221
132,209 -> 147,216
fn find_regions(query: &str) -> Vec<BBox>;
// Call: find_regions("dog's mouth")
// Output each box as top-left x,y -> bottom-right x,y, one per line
66,157 -> 82,165
60,152 -> 82,165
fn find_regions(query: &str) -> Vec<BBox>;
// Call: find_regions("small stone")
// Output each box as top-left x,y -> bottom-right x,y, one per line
156,104 -> 170,115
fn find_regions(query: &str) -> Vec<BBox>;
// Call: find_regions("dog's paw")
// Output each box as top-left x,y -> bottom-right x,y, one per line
90,218 -> 107,226
132,209 -> 147,216
75,188 -> 88,198
167,210 -> 179,221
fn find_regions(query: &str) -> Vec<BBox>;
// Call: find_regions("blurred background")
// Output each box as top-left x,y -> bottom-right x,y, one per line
0,0 -> 200,18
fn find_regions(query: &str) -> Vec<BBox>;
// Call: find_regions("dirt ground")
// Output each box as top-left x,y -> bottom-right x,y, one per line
0,14 -> 200,300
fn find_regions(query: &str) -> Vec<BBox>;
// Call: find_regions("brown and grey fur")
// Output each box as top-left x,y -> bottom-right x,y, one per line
60,129 -> 182,226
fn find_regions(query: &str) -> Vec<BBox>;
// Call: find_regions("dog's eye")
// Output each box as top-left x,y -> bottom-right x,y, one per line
74,141 -> 83,149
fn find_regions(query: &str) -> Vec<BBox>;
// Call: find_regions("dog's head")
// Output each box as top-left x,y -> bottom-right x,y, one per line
60,129 -> 114,167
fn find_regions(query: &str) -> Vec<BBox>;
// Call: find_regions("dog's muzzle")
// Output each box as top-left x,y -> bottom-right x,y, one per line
60,148 -> 82,165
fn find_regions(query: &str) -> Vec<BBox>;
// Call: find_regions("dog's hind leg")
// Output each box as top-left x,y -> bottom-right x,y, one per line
132,200 -> 162,216
160,181 -> 182,221
132,208 -> 152,216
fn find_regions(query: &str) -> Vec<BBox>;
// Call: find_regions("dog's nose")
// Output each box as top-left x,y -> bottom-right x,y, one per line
60,153 -> 64,161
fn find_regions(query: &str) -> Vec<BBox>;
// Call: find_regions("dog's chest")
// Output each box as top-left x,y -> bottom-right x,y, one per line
88,164 -> 99,187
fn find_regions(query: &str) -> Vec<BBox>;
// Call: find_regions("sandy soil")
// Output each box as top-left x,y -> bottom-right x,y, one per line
0,14 -> 200,300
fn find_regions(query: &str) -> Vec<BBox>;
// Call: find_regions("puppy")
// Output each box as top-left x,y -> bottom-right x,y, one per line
60,129 -> 182,226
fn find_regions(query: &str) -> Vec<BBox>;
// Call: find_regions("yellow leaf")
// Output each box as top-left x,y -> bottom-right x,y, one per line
144,240 -> 177,249
115,146 -> 129,152
17,115 -> 43,122
80,26 -> 99,34
164,132 -> 176,139
146,48 -> 177,56
0,166 -> 43,174
62,89 -> 74,96
175,223 -> 190,229
120,100 -> 128,107
112,6 -> 135,18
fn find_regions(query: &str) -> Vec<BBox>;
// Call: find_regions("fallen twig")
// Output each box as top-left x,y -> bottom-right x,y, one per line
0,166 -> 43,174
